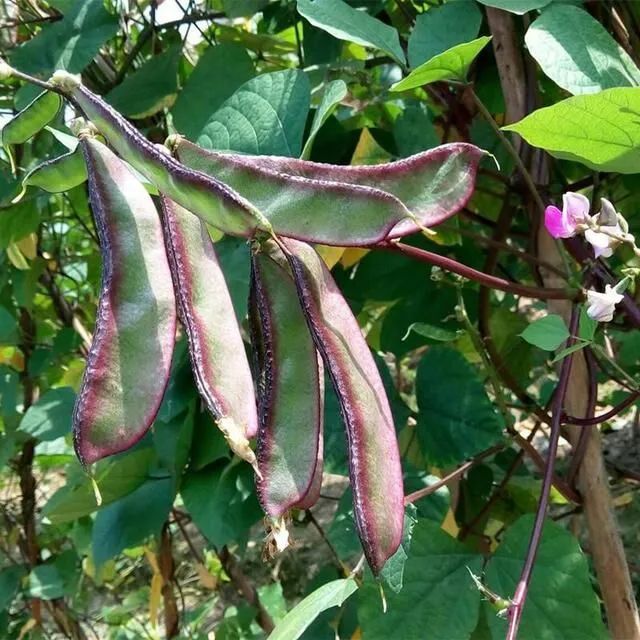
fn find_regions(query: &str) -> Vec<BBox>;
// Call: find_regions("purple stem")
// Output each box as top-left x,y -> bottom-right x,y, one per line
382,242 -> 579,301
564,388 -> 640,427
506,306 -> 579,640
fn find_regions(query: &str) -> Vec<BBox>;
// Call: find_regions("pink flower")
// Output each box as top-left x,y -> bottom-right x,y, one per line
544,192 -> 590,239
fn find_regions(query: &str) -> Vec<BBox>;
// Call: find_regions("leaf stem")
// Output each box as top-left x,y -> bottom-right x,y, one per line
506,306 -> 579,640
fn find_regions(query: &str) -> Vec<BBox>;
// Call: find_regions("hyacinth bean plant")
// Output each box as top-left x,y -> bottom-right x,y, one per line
1,2 -> 640,640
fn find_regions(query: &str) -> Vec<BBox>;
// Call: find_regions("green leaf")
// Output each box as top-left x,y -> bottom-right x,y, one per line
92,477 -> 174,566
391,37 -> 492,91
393,103 -> 440,156
181,462 -> 262,548
502,88 -> 640,173
106,46 -> 182,118
269,578 -> 358,640
301,79 -> 348,159
416,346 -> 503,466
171,43 -> 255,141
484,515 -> 608,639
297,0 -> 405,65
408,1 -> 482,68
44,448 -> 156,523
358,519 -> 482,639
19,387 -> 75,441
475,0 -> 551,14
402,322 -> 460,343
0,566 -> 25,611
379,505 -> 418,594
198,69 -> 311,157
520,314 -> 569,351
0,201 -> 40,249
28,564 -> 66,600
0,306 -> 18,345
10,0 -> 118,75
526,5 -> 640,95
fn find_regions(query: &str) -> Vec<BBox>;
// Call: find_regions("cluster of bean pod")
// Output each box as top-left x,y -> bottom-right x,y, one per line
5,70 -> 485,573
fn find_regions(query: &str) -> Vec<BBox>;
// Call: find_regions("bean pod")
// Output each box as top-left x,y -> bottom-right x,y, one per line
73,137 -> 177,465
249,245 -> 324,516
278,238 -> 404,574
171,136 -> 485,239
160,196 -> 259,465
21,146 -> 87,194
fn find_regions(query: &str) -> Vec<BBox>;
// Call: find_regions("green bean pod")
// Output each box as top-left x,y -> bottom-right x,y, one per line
160,196 -> 259,466
249,245 -> 324,516
2,91 -> 62,171
22,146 -> 87,193
278,238 -> 404,574
171,136 -> 485,239
73,137 -> 177,465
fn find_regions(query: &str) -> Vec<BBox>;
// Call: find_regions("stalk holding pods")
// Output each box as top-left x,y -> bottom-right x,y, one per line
249,245 -> 324,517
171,136 -> 485,239
278,238 -> 404,574
74,137 -> 177,465
160,196 -> 259,465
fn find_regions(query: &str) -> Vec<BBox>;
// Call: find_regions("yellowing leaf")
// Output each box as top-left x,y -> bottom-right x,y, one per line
149,572 -> 163,628
315,245 -> 345,269
351,128 -> 391,166
441,507 -> 460,537
16,233 -> 37,259
340,248 -> 369,268
6,243 -> 30,270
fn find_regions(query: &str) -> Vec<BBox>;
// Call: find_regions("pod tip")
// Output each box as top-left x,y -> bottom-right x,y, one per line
263,515 -> 291,560
50,70 -> 81,92
217,416 -> 260,476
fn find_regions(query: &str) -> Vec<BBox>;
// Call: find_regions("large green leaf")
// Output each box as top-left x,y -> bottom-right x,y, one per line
475,0 -> 551,14
18,387 -> 75,441
44,448 -> 157,523
0,566 -> 25,611
301,79 -> 347,159
92,477 -> 174,566
269,578 -> 358,640
484,515 -> 608,639
171,43 -> 255,141
198,69 -> 310,157
297,0 -> 405,65
0,307 -> 18,346
520,314 -> 570,351
391,37 -> 492,92
106,46 -> 182,118
408,1 -> 482,68
526,5 -> 640,95
416,346 -> 503,466
10,0 -> 118,75
181,462 -> 262,548
358,519 -> 482,639
503,87 -> 640,173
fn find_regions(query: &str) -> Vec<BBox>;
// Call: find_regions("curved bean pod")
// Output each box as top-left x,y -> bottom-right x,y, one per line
249,246 -> 323,516
2,91 -> 62,171
22,146 -> 87,193
277,238 -> 404,574
73,137 -> 177,466
171,137 -> 485,239
172,137 -> 413,247
160,196 -> 259,466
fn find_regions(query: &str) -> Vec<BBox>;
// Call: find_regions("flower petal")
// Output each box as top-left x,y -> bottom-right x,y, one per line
562,192 -> 590,225
545,205 -> 572,238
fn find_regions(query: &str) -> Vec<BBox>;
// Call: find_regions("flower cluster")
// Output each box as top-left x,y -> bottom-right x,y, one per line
545,192 -> 635,323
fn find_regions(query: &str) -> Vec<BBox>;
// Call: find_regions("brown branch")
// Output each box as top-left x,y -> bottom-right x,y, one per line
159,524 -> 179,639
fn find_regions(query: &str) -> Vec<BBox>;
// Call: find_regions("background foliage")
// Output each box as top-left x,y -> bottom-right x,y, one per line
0,0 -> 639,638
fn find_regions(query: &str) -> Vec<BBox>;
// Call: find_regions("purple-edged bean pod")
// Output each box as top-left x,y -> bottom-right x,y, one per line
159,196 -> 259,467
277,237 -> 404,574
249,244 -> 324,517
73,137 -> 177,465
170,136 -> 485,240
